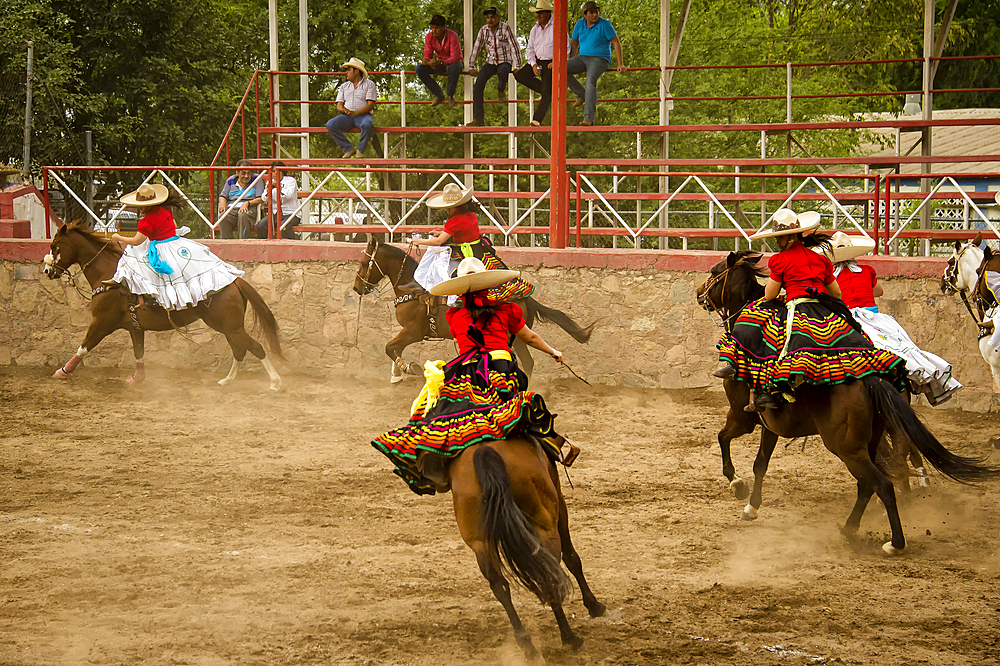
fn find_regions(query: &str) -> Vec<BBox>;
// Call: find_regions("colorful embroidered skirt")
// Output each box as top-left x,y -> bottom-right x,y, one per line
718,297 -> 908,395
450,238 -> 535,303
371,351 -> 560,496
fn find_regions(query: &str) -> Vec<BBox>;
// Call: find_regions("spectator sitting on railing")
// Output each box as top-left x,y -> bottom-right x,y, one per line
217,159 -> 264,239
567,0 -> 624,127
325,58 -> 378,159
513,0 -> 571,127
416,15 -> 463,107
465,6 -> 521,127
259,161 -> 299,240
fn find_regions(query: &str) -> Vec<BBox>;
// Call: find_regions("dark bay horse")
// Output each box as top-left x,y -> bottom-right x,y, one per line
353,235 -> 595,382
42,222 -> 284,390
450,437 -> 606,658
697,250 -> 999,554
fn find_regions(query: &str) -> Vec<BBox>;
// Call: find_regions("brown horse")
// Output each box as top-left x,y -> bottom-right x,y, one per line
450,437 -> 606,658
353,235 -> 595,382
42,222 -> 284,390
697,250 -> 999,554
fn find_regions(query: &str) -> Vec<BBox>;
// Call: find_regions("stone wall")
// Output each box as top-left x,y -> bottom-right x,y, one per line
1,240 -> 994,411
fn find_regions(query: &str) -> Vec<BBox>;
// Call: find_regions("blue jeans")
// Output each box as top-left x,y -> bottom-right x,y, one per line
416,62 -> 463,99
472,62 -> 512,122
325,113 -> 375,155
566,55 -> 609,122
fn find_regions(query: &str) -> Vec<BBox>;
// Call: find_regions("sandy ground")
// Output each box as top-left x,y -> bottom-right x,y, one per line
2,363 -> 1000,666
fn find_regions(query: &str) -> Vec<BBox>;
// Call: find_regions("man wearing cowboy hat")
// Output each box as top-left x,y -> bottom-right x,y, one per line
325,58 -> 379,159
567,1 -> 624,126
466,6 -> 522,127
513,0 -> 572,126
417,15 -> 464,106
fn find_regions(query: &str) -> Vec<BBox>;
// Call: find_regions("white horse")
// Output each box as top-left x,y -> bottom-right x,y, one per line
941,233 -> 1000,392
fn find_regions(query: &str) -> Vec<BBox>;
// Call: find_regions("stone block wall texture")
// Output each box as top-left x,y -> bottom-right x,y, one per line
1,240 -> 994,411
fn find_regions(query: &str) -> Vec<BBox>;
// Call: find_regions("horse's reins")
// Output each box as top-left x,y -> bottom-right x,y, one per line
53,236 -> 118,302
700,265 -> 745,334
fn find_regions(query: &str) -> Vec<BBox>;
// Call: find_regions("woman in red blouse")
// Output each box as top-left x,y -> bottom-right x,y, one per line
372,258 -> 577,496
716,209 -> 906,411
109,183 -> 244,311
411,183 -> 534,303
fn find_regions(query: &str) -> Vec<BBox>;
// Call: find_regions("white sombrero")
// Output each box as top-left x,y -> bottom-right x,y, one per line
342,57 -> 368,78
425,183 -> 475,209
429,257 -> 522,296
121,183 -> 169,207
750,209 -> 822,240
828,231 -> 876,263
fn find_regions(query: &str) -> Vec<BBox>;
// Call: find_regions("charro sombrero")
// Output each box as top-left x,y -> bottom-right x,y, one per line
750,209 -> 822,240
121,183 -> 169,207
828,231 -> 876,263
342,57 -> 368,78
429,257 -> 522,296
529,0 -> 553,11
425,183 -> 475,209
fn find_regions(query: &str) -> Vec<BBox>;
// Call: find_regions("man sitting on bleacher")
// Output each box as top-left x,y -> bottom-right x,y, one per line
325,58 -> 379,159
259,161 -> 299,240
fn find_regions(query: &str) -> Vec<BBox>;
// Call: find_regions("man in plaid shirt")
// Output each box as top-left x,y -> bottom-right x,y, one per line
466,6 -> 522,126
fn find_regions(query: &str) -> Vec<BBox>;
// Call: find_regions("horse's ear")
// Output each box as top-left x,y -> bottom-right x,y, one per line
726,252 -> 738,268
985,245 -> 993,261
954,240 -> 962,252
975,232 -> 983,246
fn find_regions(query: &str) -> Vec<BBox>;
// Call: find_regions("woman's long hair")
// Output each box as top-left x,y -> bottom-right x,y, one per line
452,200 -> 482,216
465,290 -> 497,328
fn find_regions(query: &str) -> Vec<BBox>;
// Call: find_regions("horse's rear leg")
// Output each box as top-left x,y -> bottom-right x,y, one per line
841,454 -> 906,554
551,468 -> 605,619
220,331 -> 281,391
743,428 -> 779,521
475,550 -> 539,659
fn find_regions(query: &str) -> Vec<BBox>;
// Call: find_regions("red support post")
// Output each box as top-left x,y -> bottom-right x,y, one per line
550,0 -> 569,248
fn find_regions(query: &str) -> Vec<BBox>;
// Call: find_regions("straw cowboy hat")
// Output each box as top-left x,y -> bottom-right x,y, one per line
750,209 -> 822,240
120,183 -> 169,207
425,183 -> 475,209
430,257 -> 522,296
828,231 -> 876,263
529,0 -> 553,11
342,57 -> 368,78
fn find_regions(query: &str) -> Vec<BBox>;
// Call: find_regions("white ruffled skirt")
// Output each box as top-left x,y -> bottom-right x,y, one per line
112,237 -> 244,311
852,307 -> 962,406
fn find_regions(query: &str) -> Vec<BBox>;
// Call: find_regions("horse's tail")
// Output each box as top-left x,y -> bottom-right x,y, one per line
473,445 -> 571,606
523,297 -> 595,344
235,278 -> 286,362
864,376 -> 1000,483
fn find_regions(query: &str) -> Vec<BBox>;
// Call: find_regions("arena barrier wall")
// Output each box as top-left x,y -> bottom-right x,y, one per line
2,240 -> 996,412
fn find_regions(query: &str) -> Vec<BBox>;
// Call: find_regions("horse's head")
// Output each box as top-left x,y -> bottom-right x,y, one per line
353,234 -> 387,295
941,232 -> 984,295
42,223 -> 78,279
697,251 -> 767,331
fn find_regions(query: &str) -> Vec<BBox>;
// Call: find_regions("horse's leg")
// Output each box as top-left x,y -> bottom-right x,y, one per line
908,445 -> 929,488
718,381 -> 758,501
385,325 -> 425,384
53,317 -> 120,379
512,337 -> 534,379
742,427 -> 779,521
202,300 -> 282,392
552,468 -> 606,619
126,329 -> 146,384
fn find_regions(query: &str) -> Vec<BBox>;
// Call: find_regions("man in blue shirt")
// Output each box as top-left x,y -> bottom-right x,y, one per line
216,159 -> 264,238
567,1 -> 624,126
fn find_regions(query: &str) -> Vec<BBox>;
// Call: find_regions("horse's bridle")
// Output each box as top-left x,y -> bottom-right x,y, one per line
946,241 -> 993,325
699,265 -> 743,334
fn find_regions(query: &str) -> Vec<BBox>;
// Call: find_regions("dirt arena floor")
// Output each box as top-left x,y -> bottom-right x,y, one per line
2,363 -> 1000,666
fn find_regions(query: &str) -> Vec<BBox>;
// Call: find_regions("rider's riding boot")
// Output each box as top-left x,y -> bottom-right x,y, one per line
712,364 -> 736,379
746,392 -> 780,412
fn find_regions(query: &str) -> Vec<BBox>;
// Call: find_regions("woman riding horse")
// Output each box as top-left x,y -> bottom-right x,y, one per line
714,208 -> 908,411
410,183 -> 533,304
372,258 -> 579,496
828,231 -> 961,406
109,183 -> 244,310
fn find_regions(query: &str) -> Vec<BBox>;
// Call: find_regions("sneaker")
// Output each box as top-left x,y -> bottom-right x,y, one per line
529,120 -> 541,127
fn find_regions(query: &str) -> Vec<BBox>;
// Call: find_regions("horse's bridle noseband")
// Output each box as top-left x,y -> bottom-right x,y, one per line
699,265 -> 742,333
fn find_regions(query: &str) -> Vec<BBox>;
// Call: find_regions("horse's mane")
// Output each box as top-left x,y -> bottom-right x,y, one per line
728,251 -> 767,306
376,238 -> 420,270
61,221 -> 124,257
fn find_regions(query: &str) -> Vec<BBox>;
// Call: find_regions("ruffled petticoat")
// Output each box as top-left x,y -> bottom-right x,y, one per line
851,307 -> 962,406
111,237 -> 244,310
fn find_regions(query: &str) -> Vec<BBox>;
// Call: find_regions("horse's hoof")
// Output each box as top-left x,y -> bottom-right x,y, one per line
563,634 -> 584,651
588,601 -> 607,618
741,504 -> 758,521
730,478 -> 750,501
882,542 -> 905,556
53,368 -> 70,380
126,374 -> 144,384
390,373 -> 404,384
406,362 -> 422,375
269,381 -> 281,392
991,437 -> 1000,450
218,377 -> 231,386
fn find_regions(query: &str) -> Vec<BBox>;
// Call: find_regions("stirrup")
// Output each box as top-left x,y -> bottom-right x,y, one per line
562,442 -> 581,467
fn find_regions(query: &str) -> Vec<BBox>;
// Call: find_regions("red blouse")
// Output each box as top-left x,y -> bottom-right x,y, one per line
836,264 -> 878,309
136,206 -> 177,241
768,240 -> 835,300
447,303 -> 526,354
443,211 -> 480,243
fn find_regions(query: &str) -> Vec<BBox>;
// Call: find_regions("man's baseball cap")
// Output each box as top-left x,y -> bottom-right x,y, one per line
483,6 -> 500,15
430,14 -> 447,26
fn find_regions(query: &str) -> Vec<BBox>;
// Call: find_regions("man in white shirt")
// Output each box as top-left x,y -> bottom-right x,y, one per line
259,161 -> 300,239
512,0 -> 571,127
466,6 -> 522,126
325,58 -> 379,158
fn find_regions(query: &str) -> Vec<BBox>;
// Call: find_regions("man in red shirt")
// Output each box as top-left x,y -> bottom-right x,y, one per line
416,15 -> 464,106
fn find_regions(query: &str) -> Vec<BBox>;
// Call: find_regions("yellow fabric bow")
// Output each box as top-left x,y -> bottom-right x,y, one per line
411,360 -> 446,416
